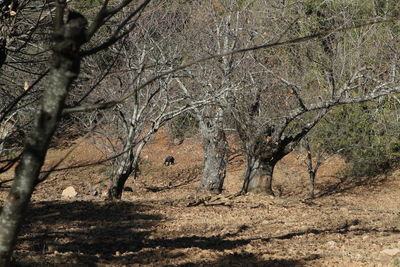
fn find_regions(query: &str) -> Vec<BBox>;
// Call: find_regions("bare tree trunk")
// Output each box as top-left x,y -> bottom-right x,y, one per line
0,6 -> 87,264
198,116 -> 228,194
107,136 -> 147,199
306,139 -> 315,199
108,148 -> 140,199
308,171 -> 316,199
108,154 -> 136,199
304,137 -> 322,199
242,156 -> 276,196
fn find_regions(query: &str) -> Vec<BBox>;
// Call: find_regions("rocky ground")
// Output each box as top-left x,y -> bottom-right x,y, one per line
1,129 -> 400,266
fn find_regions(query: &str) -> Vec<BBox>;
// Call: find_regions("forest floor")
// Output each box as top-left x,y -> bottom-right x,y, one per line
1,129 -> 400,266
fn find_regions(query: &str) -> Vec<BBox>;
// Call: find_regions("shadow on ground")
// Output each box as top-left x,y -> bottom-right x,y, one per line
14,200 -> 161,266
12,197 -> 398,266
175,253 -> 316,267
11,200 -> 318,266
317,174 -> 388,198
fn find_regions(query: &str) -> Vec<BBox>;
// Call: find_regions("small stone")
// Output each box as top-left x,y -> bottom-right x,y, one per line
115,251 -> 121,256
381,248 -> 400,256
326,241 -> 337,247
354,253 -> 362,260
92,187 -> 100,196
62,186 -> 77,198
85,184 -> 101,196
186,194 -> 195,200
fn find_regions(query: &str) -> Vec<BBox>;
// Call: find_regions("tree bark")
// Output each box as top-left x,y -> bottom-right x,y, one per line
107,138 -> 146,200
108,153 -> 137,199
198,112 -> 228,194
242,156 -> 276,196
108,167 -> 133,199
0,7 -> 86,265
107,139 -> 138,199
308,171 -> 316,199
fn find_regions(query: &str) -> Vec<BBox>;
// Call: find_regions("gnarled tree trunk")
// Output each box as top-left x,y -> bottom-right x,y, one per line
198,110 -> 228,194
108,154 -> 137,199
108,141 -> 144,200
242,155 -> 276,196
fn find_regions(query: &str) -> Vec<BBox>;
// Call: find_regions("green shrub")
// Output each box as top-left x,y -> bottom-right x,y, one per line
342,146 -> 390,179
311,100 -> 399,179
389,141 -> 400,158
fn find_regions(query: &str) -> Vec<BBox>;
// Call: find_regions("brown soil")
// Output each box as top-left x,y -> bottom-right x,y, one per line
1,129 -> 400,266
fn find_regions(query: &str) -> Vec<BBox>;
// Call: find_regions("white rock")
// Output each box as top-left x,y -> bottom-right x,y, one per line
381,248 -> 400,256
62,186 -> 77,198
326,241 -> 337,247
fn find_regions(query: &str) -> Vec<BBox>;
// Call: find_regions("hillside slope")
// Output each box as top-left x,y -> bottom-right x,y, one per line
1,129 -> 399,266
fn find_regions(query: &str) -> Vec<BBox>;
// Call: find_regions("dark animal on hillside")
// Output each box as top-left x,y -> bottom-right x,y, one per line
164,155 -> 175,166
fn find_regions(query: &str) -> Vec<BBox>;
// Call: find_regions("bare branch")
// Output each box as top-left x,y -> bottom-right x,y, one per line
67,17 -> 400,115
83,0 -> 151,55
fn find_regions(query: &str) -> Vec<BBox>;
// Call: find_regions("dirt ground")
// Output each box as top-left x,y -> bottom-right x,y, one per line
1,129 -> 400,266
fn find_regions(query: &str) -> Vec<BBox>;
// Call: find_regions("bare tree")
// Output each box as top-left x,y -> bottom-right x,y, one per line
82,3 -> 220,199
176,1 -> 254,194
